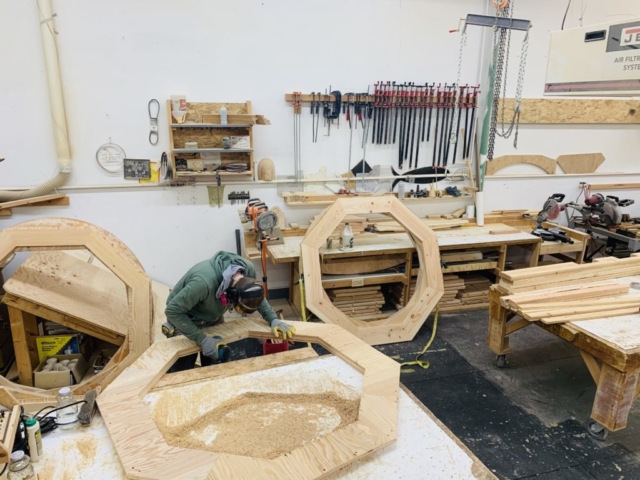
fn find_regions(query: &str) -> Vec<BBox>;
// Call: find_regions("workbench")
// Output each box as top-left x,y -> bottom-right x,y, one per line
17,352 -> 496,480
487,275 -> 640,438
263,224 -> 541,314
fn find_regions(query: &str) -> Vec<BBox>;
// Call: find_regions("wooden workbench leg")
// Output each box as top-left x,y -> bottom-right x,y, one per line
487,288 -> 510,356
528,241 -> 541,268
591,363 -> 639,432
7,307 -> 39,387
497,245 -> 507,273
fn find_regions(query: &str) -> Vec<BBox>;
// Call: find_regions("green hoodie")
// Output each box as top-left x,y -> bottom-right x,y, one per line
165,251 -> 277,344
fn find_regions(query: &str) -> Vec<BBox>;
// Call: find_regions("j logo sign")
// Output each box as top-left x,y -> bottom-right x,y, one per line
621,26 -> 640,47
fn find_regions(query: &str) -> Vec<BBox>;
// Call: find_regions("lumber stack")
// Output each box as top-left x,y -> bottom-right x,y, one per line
499,255 -> 640,293
498,256 -> 640,323
368,218 -> 469,233
327,286 -> 388,321
391,274 -> 465,309
455,274 -> 492,306
501,280 -> 640,324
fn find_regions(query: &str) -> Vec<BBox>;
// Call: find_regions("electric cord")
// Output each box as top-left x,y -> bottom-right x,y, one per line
561,0 -> 572,29
34,400 -> 87,422
399,306 -> 440,370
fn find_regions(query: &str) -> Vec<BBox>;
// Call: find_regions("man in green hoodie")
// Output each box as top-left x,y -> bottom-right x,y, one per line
165,251 -> 296,372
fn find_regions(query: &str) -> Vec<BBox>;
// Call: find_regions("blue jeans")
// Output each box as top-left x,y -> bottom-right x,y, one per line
168,352 -> 215,373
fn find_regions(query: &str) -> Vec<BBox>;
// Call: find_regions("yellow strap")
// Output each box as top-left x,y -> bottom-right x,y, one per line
400,306 -> 439,370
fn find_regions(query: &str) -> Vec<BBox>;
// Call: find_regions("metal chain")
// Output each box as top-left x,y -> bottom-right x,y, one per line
487,4 -> 509,161
449,27 -> 468,147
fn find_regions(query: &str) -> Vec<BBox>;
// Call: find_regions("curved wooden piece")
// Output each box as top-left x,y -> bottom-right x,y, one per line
0,218 -> 151,399
257,157 -> 275,181
98,318 -> 400,480
486,155 -> 557,176
557,153 -> 605,174
301,196 -> 443,346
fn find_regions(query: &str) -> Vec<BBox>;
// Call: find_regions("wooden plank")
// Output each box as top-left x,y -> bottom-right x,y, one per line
0,194 -> 68,211
321,254 -> 405,275
540,307 -> 640,324
0,210 -> 11,217
7,306 -> 39,387
499,98 -> 640,124
588,183 -> 640,191
442,261 -> 498,274
557,153 -> 605,174
485,155 -> 556,175
152,347 -> 318,392
440,252 -> 483,263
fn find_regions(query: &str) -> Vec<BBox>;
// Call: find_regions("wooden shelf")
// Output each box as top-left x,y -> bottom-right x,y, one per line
167,100 -> 267,182
284,194 -> 472,207
173,148 -> 253,154
322,273 -> 406,289
439,303 -> 489,312
171,123 -> 252,129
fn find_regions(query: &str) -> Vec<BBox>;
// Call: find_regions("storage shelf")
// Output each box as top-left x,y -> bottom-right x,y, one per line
174,148 -> 253,153
171,123 -> 252,129
321,273 -> 406,289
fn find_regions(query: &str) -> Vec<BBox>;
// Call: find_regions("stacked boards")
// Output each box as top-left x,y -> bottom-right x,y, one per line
455,275 -> 492,308
392,273 -> 493,312
499,255 -> 640,323
326,286 -> 388,321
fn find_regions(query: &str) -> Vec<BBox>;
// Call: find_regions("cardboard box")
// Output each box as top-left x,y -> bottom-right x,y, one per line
33,354 -> 88,389
36,335 -> 79,363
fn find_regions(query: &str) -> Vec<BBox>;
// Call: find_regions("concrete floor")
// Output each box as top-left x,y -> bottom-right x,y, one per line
236,301 -> 640,480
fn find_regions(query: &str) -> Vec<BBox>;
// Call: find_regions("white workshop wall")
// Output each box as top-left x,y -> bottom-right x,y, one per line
0,0 -> 485,287
484,0 -> 640,215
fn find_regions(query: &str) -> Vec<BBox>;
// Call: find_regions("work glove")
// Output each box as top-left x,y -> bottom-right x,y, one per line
271,319 -> 296,340
199,335 -> 226,361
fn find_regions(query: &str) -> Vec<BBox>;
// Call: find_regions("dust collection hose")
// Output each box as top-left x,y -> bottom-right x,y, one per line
0,0 -> 72,201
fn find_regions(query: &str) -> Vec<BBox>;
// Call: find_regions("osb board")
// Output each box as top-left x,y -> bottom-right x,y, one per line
499,98 -> 640,124
4,251 -> 129,337
557,153 -> 605,174
184,102 -> 249,123
98,318 -> 401,480
486,155 -> 556,175
172,127 -> 250,149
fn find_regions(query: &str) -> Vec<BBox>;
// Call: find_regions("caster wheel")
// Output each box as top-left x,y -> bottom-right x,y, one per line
586,419 -> 608,440
496,355 -> 508,368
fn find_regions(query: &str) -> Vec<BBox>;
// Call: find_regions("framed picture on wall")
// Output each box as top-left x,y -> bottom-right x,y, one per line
123,159 -> 151,179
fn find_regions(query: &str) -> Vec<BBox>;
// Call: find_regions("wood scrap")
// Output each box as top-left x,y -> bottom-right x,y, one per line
321,254 -> 405,275
556,153 -> 605,174
489,228 -> 520,235
327,285 -> 386,319
485,155 -> 556,176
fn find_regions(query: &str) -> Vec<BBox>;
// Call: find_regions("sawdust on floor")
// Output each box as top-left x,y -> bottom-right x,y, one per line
158,391 -> 360,459
37,435 -> 99,480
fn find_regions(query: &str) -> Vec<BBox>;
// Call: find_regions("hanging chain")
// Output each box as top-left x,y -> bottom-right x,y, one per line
449,27 -> 468,148
487,4 -> 509,161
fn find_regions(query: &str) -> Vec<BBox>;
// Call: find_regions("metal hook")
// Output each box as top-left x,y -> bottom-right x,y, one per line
148,99 -> 160,146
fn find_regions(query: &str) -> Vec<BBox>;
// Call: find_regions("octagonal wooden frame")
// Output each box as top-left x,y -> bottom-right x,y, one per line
0,218 -> 152,403
301,196 -> 443,346
98,317 -> 400,480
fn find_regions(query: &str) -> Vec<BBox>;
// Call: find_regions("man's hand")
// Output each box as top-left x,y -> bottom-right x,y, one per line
199,335 -> 226,360
271,319 -> 296,340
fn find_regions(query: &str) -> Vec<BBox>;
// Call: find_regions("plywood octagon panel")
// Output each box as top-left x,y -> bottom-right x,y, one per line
98,317 -> 400,480
302,197 -> 443,345
0,218 -> 152,400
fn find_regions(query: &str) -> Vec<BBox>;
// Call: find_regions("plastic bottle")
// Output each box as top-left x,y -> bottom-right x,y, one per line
220,106 -> 228,125
7,451 -> 35,480
339,223 -> 354,251
56,387 -> 78,430
24,417 -> 43,462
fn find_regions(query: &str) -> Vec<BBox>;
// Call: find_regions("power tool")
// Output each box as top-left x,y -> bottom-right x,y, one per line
566,194 -> 634,228
162,322 -> 231,363
526,194 -> 574,244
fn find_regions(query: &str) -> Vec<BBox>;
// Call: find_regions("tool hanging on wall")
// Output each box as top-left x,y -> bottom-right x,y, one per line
228,191 -> 250,205
292,91 -> 302,181
148,99 -> 160,145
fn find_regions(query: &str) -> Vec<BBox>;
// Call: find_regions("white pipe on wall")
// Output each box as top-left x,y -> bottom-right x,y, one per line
0,0 -> 71,201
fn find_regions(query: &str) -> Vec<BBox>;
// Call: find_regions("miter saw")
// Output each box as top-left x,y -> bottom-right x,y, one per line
527,194 -> 574,244
566,193 -> 634,228
243,199 -> 283,297
244,199 -> 284,249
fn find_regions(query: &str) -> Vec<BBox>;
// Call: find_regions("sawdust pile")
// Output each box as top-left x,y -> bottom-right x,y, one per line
159,391 -> 360,458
